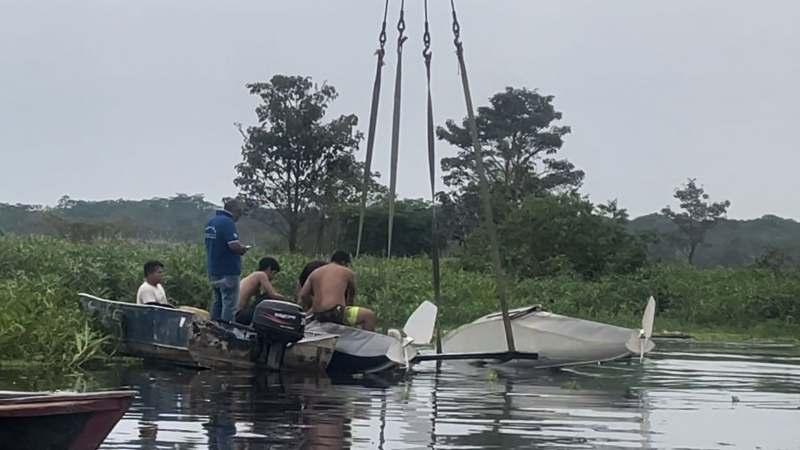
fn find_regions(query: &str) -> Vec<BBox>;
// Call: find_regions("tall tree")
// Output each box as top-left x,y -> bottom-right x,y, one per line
661,178 -> 731,265
234,75 -> 365,252
436,87 -> 584,243
437,87 -> 583,203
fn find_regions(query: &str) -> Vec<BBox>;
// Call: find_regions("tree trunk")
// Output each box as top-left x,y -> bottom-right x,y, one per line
688,242 -> 698,265
288,221 -> 299,253
314,213 -> 326,256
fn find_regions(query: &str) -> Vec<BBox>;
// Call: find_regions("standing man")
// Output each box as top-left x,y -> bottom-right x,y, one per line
205,199 -> 249,322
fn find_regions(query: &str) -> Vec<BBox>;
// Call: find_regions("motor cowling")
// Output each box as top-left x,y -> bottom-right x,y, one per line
251,300 -> 305,344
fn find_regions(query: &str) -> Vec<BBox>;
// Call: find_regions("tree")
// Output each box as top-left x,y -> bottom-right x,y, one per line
234,75 -> 368,252
436,87 -> 584,242
661,178 -> 731,265
460,193 -> 647,279
437,87 -> 583,203
338,198 -> 438,257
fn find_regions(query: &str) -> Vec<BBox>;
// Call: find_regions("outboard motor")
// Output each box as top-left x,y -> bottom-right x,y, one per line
250,300 -> 305,370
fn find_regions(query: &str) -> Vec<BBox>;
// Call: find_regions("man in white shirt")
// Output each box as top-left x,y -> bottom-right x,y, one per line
136,260 -> 171,306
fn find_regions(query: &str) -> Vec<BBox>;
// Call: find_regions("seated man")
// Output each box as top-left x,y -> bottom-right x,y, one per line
136,260 -> 172,307
298,250 -> 376,331
296,259 -> 327,312
234,256 -> 287,325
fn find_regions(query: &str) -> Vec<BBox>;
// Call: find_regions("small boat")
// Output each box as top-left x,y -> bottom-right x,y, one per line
78,293 -> 337,373
79,293 -> 200,366
441,297 -> 657,368
0,390 -> 134,450
187,319 -> 338,372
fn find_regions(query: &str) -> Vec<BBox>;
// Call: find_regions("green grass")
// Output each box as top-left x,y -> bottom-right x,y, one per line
1,235 -> 798,368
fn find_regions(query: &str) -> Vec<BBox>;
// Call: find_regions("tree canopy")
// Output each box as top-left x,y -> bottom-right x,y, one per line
234,75 -> 371,251
459,193 -> 648,279
437,87 -> 583,203
661,178 -> 731,265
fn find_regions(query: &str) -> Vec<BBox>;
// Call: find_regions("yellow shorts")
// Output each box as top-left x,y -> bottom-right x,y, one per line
343,306 -> 361,327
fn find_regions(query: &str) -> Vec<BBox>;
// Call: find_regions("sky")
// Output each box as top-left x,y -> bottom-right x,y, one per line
1,0 -> 798,219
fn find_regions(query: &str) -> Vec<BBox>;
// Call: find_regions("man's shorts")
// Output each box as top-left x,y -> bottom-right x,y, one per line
315,305 -> 361,326
343,306 -> 361,327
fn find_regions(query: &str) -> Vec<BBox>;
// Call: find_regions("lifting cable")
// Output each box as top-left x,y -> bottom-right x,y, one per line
386,0 -> 407,258
423,0 -> 443,354
449,0 -> 516,353
355,0 -> 390,258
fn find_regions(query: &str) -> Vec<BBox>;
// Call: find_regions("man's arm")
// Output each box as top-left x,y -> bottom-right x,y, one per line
298,277 -> 313,311
221,220 -> 249,255
259,274 -> 287,301
345,271 -> 356,306
227,241 -> 249,255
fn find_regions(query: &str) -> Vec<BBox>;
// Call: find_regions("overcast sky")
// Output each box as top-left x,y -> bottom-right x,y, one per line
1,0 -> 798,219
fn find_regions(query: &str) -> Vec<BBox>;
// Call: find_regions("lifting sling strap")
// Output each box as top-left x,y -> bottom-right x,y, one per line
387,0 -> 407,257
423,0 -> 443,354
355,0 -> 390,258
449,0 -> 516,353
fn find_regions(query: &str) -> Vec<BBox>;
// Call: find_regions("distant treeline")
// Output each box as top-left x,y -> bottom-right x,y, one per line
1,194 -> 799,269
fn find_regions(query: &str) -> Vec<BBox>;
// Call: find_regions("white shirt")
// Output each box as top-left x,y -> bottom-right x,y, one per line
136,281 -> 168,305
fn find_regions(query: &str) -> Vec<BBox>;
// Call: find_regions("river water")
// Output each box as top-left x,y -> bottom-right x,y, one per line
2,340 -> 799,449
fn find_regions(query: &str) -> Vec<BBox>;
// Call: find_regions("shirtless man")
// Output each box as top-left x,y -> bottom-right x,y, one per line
296,259 -> 327,312
298,250 -> 376,331
234,256 -> 287,325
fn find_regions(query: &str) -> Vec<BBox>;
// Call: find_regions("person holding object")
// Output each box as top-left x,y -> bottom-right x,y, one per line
204,199 -> 249,321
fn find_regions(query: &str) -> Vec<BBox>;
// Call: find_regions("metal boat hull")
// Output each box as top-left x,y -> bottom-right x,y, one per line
187,320 -> 337,372
79,293 -> 337,372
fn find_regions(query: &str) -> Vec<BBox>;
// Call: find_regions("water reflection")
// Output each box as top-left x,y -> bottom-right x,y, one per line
2,340 -> 799,449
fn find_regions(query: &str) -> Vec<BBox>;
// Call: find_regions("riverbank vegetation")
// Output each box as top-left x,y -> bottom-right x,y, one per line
1,236 -> 798,368
2,78 -> 798,369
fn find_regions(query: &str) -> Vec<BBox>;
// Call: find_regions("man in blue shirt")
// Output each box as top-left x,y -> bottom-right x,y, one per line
204,199 -> 249,321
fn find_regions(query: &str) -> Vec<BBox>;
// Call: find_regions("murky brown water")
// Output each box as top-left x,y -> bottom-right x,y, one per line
2,340 -> 799,449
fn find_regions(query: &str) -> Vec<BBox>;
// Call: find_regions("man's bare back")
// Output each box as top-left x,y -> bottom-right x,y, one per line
300,263 -> 354,313
237,270 -> 286,312
238,272 -> 266,304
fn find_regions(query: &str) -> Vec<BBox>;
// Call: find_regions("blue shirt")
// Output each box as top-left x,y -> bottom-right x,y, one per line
205,210 -> 241,277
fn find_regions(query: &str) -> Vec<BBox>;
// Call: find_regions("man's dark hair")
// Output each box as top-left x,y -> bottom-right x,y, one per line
143,260 -> 164,278
224,198 -> 242,213
258,257 -> 280,273
330,250 -> 352,265
298,260 -> 326,287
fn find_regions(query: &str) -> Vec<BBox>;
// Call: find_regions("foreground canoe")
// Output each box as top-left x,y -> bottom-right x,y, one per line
0,390 -> 134,450
442,302 -> 656,368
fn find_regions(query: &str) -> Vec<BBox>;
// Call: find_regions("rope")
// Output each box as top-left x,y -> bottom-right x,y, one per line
449,0 -> 517,353
355,0 -> 390,258
423,0 -> 443,354
387,0 -> 407,257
